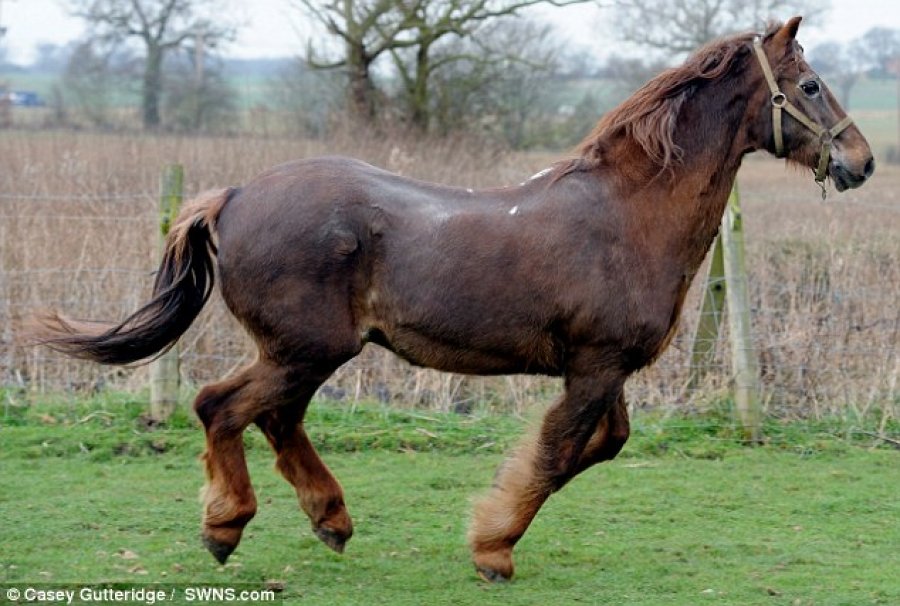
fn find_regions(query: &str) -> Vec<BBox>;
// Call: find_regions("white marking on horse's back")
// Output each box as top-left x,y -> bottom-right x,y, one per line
519,167 -> 552,186
467,188 -> 474,194
509,205 -> 519,215
528,167 -> 552,181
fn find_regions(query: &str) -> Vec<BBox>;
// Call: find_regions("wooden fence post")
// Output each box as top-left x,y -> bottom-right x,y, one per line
149,164 -> 183,422
720,184 -> 762,443
688,233 -> 727,390
0,81 -> 11,129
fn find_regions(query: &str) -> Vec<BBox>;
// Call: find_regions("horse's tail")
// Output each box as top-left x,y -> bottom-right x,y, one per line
31,187 -> 235,365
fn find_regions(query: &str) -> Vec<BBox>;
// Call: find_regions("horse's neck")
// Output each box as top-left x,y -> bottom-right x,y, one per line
621,86 -> 750,277
668,150 -> 744,275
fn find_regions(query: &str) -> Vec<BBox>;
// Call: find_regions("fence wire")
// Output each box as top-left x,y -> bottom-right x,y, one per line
1,189 -> 898,422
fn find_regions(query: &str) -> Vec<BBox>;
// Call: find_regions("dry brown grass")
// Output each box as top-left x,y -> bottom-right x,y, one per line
1,130 -> 897,423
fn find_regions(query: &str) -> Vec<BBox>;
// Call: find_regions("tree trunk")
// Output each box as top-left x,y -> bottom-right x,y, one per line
410,42 -> 432,131
342,0 -> 374,122
840,82 -> 851,110
347,44 -> 375,121
143,45 -> 163,129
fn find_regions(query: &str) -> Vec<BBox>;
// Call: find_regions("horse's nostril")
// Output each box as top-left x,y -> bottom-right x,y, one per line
863,156 -> 875,179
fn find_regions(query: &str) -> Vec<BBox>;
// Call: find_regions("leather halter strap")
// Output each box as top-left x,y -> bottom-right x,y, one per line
752,37 -> 854,190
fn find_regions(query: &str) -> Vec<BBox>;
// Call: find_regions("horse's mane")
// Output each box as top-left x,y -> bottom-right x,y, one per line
571,22 -> 784,174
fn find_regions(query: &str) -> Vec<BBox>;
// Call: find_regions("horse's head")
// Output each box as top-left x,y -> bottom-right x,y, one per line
752,16 -> 874,192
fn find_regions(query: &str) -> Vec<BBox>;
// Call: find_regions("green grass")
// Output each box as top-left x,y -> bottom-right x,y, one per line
1,397 -> 898,605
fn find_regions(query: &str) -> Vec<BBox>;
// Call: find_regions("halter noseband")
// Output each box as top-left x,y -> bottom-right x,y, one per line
752,37 -> 854,197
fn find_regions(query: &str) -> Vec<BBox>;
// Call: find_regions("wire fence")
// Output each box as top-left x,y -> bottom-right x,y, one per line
1,173 -> 898,424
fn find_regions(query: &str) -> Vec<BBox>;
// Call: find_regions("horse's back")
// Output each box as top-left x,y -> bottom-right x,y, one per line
211,157 -> 495,360
212,156 -> 571,371
211,155 -> 669,376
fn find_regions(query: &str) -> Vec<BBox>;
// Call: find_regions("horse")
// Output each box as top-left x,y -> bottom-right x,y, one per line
32,17 -> 873,582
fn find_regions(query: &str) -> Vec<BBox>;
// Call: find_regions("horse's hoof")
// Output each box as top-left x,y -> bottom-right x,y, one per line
314,526 -> 348,554
476,565 -> 511,583
472,547 -> 514,582
202,534 -> 236,564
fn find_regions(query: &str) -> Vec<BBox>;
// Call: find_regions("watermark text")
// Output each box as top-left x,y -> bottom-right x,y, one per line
3,585 -> 280,604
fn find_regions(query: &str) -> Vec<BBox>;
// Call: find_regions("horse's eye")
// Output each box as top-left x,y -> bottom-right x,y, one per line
799,80 -> 820,97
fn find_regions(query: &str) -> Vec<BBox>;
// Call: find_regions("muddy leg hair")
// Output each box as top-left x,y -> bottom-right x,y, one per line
469,364 -> 626,581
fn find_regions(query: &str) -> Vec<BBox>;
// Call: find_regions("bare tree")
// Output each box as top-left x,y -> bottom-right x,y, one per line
418,19 -> 558,140
809,41 -> 862,108
69,0 -> 235,129
62,39 -> 139,128
164,46 -> 236,132
612,0 -> 830,55
853,27 -> 900,78
602,54 -> 668,98
387,1 -> 576,131
269,58 -> 344,136
33,43 -> 73,73
296,0 -> 415,120
297,0 -> 591,124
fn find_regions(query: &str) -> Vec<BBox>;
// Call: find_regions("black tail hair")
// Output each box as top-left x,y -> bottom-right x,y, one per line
31,188 -> 234,365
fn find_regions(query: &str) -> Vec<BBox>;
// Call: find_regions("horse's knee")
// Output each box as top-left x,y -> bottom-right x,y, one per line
193,374 -> 258,433
193,385 -> 222,429
565,406 -> 631,477
595,402 -> 631,461
604,420 -> 631,460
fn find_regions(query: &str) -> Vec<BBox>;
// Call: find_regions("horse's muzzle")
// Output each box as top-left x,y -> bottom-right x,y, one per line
831,155 -> 875,192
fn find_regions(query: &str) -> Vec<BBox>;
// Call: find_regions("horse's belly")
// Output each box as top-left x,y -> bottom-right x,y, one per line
364,325 -> 562,377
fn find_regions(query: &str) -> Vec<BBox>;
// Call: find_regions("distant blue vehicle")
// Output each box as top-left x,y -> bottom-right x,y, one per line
3,91 -> 45,107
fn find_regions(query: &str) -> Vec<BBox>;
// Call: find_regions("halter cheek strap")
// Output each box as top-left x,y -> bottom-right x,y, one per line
752,38 -> 854,197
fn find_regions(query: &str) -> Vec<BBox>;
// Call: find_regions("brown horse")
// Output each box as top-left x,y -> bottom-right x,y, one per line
33,17 -> 872,582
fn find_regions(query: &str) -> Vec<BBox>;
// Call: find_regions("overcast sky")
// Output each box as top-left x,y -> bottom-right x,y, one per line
1,0 -> 899,64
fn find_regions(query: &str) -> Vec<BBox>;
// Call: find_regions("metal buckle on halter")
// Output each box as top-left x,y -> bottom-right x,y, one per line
814,175 -> 828,198
771,92 -> 787,108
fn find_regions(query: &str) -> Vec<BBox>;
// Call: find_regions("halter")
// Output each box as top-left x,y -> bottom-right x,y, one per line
752,37 -> 854,198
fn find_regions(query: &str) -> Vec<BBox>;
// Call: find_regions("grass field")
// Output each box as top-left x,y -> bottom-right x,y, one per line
1,398 -> 898,605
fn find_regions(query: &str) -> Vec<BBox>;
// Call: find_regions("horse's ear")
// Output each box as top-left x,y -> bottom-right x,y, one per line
774,16 -> 802,45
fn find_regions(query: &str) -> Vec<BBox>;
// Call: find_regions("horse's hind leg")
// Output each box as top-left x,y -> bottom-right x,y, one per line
255,392 -> 353,553
468,364 -> 626,582
193,360 -> 300,563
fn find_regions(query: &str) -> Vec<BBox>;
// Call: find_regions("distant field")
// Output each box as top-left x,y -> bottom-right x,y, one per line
0,400 -> 898,605
0,72 -> 58,98
853,111 -> 900,158
846,77 -> 899,112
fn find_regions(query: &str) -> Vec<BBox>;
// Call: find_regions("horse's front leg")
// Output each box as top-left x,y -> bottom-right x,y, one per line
468,363 -> 626,582
573,392 -> 631,475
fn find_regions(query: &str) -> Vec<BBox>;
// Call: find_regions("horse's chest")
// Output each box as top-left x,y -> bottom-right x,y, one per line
619,273 -> 693,371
